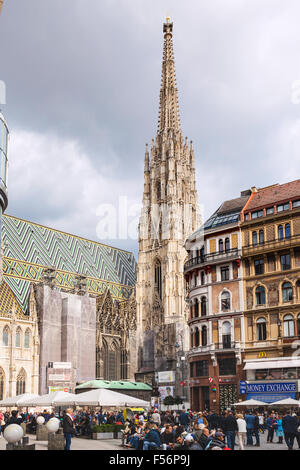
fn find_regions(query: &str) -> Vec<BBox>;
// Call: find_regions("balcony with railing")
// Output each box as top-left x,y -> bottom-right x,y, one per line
184,248 -> 241,273
243,233 -> 300,256
189,340 -> 242,355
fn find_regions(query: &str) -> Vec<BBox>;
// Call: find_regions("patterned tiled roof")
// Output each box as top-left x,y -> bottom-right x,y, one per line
2,215 -> 137,313
246,179 -> 300,211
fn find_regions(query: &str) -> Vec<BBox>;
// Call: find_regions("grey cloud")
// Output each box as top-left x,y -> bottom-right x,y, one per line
1,0 -> 300,252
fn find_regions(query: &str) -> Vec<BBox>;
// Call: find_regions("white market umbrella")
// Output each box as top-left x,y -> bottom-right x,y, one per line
21,391 -> 77,407
71,388 -> 150,408
269,398 -> 300,406
232,399 -> 268,407
0,393 -> 39,407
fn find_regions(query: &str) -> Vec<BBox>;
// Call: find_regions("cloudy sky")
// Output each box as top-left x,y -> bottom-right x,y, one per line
1,0 -> 300,257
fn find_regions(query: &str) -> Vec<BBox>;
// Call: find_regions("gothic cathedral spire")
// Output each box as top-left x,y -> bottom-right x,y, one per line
157,19 -> 181,138
136,20 -> 200,387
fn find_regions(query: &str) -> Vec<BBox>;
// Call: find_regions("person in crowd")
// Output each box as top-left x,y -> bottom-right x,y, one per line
245,410 -> 255,446
266,413 -> 276,444
6,410 -> 22,426
236,413 -> 247,451
62,408 -> 75,451
160,424 -> 176,450
223,410 -> 238,450
275,414 -> 284,444
143,424 -> 161,450
151,409 -> 161,426
282,411 -> 299,450
178,410 -> 189,431
184,434 -> 202,450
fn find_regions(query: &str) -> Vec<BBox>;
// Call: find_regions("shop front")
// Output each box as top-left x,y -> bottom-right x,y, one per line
242,357 -> 300,403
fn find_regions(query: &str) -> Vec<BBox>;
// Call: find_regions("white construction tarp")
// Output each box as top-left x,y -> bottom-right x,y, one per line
61,388 -> 150,408
21,391 -> 78,407
0,393 -> 40,407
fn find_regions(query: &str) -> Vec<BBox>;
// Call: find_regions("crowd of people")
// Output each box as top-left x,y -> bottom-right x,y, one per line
121,408 -> 300,451
0,407 -> 300,451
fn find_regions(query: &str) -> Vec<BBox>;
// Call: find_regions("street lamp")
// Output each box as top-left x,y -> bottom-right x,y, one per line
175,333 -> 185,406
277,319 -> 282,338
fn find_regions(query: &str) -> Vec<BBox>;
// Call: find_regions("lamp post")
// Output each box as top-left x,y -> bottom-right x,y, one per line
175,333 -> 185,407
278,319 -> 282,338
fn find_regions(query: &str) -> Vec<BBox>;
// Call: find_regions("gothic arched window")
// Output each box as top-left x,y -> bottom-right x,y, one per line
278,225 -> 284,240
285,224 -> 291,239
24,329 -> 31,349
2,326 -> 9,347
15,328 -> 21,348
219,239 -> 223,253
225,238 -> 230,252
16,368 -> 26,395
154,260 -> 162,300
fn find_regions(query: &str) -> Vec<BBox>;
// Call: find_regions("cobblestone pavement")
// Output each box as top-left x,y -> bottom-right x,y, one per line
0,431 -> 299,450
233,430 -> 300,451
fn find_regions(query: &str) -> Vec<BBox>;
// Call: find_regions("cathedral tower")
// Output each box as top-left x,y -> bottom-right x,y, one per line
136,19 -> 200,393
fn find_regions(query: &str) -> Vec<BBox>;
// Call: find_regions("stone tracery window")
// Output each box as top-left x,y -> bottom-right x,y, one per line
16,368 -> 26,395
154,259 -> 162,299
16,327 -> 22,348
2,326 -> 9,347
24,329 -> 31,348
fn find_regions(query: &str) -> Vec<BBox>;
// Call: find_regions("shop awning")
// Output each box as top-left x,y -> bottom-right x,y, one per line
244,359 -> 300,370
247,393 -> 296,403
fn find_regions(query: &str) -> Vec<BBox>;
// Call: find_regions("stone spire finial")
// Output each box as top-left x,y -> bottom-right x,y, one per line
157,20 -> 181,137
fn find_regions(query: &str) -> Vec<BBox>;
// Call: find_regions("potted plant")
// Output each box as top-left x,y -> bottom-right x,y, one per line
92,424 -> 115,440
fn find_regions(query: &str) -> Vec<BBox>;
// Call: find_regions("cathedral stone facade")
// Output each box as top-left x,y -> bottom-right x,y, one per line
136,20 -> 200,399
0,214 -> 137,398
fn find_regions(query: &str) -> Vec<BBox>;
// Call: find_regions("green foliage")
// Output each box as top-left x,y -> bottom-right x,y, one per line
174,396 -> 183,405
163,396 -> 175,406
92,424 -> 125,433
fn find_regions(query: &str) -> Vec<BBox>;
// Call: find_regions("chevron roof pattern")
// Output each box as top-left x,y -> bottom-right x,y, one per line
2,215 -> 137,312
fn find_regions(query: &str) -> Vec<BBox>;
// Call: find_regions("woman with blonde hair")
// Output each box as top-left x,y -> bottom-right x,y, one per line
236,413 -> 247,450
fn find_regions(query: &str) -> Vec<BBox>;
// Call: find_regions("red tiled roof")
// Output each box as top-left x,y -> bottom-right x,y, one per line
246,179 -> 300,211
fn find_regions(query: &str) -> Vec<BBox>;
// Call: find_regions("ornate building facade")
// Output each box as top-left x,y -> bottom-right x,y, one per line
0,214 -> 137,397
136,19 -> 200,400
240,180 -> 300,401
185,192 -> 250,411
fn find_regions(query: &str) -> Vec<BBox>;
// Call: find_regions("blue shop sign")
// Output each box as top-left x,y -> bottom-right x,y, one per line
246,382 -> 296,394
239,381 -> 247,394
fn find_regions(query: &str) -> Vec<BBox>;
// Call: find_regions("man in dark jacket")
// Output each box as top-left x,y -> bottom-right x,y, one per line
63,409 -> 75,451
143,425 -> 161,450
160,425 -> 175,449
282,412 -> 299,450
178,411 -> 189,431
223,411 -> 238,450
208,411 -> 220,431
